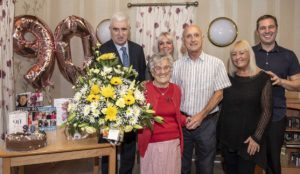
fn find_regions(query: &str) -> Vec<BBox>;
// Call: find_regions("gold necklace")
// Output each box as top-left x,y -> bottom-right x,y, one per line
153,82 -> 170,96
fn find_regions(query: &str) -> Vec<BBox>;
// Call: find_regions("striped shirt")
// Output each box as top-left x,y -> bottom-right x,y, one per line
171,51 -> 231,116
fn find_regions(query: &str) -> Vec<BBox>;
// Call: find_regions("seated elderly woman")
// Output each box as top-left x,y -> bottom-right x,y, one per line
138,52 -> 187,174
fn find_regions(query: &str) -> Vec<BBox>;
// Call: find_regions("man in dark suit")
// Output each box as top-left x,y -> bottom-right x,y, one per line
99,11 -> 146,174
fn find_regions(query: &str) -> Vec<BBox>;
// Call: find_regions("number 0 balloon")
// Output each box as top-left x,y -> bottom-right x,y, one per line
54,15 -> 97,84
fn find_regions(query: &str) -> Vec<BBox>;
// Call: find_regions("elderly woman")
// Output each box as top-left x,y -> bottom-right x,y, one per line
138,53 -> 187,174
145,32 -> 177,80
218,40 -> 272,174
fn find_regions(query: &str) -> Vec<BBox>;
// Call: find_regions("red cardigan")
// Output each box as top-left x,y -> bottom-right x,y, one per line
138,81 -> 186,157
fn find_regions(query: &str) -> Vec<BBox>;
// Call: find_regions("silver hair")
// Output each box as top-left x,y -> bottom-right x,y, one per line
110,11 -> 130,26
227,40 -> 257,77
148,52 -> 174,74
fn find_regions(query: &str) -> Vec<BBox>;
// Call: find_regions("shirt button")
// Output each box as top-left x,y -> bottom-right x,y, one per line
266,62 -> 269,65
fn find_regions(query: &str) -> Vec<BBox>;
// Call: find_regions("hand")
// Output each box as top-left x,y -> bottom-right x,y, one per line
244,137 -> 260,156
265,71 -> 282,86
186,117 -> 192,125
186,114 -> 204,130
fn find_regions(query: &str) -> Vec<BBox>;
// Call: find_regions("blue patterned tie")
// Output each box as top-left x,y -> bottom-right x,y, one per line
121,47 -> 130,67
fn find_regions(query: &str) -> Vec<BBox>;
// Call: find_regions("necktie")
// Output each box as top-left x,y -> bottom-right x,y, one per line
121,47 -> 130,67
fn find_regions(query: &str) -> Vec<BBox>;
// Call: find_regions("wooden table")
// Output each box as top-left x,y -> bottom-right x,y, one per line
0,129 -> 116,174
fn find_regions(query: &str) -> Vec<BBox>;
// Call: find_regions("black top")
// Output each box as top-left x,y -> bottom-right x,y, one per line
218,71 -> 272,168
253,43 -> 300,121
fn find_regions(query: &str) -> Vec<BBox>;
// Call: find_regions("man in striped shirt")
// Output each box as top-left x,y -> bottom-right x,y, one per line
172,24 -> 231,174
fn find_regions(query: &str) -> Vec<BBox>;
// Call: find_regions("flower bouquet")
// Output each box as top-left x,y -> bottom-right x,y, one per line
66,45 -> 163,144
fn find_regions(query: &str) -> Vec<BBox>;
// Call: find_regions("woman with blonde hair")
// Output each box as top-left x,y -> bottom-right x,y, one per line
145,32 -> 177,80
218,40 -> 272,174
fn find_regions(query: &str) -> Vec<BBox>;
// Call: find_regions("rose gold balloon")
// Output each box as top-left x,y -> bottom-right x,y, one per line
13,15 -> 55,89
54,15 -> 97,84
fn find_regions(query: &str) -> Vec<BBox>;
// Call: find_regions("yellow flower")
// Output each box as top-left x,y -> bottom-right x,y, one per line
101,85 -> 115,98
127,89 -> 133,95
105,105 -> 118,121
110,77 -> 123,85
124,94 -> 135,105
86,94 -> 100,102
91,84 -> 100,94
97,53 -> 116,61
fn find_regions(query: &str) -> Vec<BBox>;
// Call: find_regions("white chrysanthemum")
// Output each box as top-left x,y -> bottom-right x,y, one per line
98,118 -> 105,126
100,71 -> 106,77
132,106 -> 141,116
80,85 -> 88,94
115,117 -> 122,126
73,92 -> 82,101
89,116 -> 96,123
103,66 -> 112,74
90,78 -> 98,83
90,101 -> 99,109
119,85 -> 128,96
134,89 -> 145,102
125,107 -> 134,118
67,102 -> 75,112
92,108 -> 100,117
129,117 -> 138,125
99,95 -> 106,101
83,105 -> 91,116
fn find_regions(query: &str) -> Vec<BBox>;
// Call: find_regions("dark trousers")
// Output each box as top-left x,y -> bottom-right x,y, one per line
101,131 -> 137,174
266,117 -> 286,174
222,148 -> 255,174
181,113 -> 218,174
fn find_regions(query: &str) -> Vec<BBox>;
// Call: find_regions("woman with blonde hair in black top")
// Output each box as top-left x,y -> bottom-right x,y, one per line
218,40 -> 272,174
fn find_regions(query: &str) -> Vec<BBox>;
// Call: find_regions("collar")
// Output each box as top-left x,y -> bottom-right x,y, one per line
114,42 -> 129,51
257,42 -> 280,53
183,51 -> 205,62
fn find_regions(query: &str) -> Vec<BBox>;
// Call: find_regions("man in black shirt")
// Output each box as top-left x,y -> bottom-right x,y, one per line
253,14 -> 300,174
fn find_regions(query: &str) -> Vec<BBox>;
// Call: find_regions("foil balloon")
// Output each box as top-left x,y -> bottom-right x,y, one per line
13,15 -> 55,89
96,19 -> 111,44
54,15 -> 97,84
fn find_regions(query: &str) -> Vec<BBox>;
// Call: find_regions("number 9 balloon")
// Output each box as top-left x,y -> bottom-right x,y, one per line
54,15 -> 97,84
13,15 -> 55,89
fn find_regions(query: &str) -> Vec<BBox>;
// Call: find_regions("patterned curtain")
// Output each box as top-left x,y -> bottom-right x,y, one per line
135,6 -> 194,61
0,0 -> 15,136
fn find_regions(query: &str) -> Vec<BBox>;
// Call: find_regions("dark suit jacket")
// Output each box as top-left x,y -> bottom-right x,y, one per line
99,39 -> 146,81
